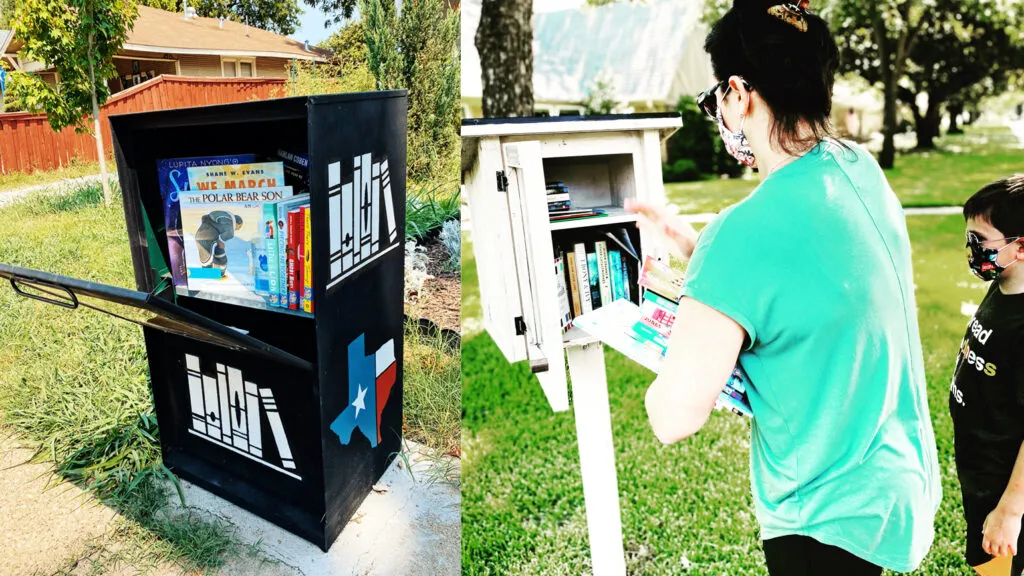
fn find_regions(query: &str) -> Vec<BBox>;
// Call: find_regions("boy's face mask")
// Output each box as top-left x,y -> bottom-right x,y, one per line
966,231 -> 1021,281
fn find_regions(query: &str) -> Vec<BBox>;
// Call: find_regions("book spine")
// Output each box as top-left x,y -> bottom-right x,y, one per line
609,250 -> 623,301
567,251 -> 582,318
574,242 -> 593,314
587,250 -> 601,310
296,208 -> 305,306
622,256 -> 632,302
303,206 -> 313,313
264,202 -> 280,306
278,204 -> 290,306
596,242 -> 613,306
287,209 -> 301,310
555,255 -> 572,331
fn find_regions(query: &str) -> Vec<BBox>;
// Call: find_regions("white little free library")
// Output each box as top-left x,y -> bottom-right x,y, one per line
461,113 -> 683,575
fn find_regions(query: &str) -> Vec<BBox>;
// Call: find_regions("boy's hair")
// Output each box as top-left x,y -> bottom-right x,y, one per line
963,174 -> 1024,237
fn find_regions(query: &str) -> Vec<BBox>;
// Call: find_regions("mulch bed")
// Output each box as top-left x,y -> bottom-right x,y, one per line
405,234 -> 461,336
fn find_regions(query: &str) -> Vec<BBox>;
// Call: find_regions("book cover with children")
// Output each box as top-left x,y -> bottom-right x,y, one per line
178,186 -> 293,306
156,154 -> 255,292
187,162 -> 286,192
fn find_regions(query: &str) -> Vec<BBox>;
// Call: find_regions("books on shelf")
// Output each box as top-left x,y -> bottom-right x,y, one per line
156,153 -> 315,315
573,242 -> 594,314
550,208 -> 608,223
274,195 -> 311,308
178,186 -> 293,306
156,154 -> 255,291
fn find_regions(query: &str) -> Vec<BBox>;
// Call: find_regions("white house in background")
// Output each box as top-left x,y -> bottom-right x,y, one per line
461,0 -> 715,119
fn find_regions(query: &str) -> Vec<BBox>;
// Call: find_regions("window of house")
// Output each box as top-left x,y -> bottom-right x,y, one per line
221,58 -> 256,78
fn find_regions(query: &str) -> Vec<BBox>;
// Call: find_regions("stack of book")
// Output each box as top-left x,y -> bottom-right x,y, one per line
546,181 -> 572,213
546,181 -> 609,223
630,256 -> 751,417
157,150 -> 314,314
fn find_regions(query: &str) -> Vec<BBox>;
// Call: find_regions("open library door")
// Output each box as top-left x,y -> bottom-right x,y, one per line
501,141 -> 570,412
0,264 -> 313,373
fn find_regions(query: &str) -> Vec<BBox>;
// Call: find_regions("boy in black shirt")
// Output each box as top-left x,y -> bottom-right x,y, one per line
951,174 -> 1024,575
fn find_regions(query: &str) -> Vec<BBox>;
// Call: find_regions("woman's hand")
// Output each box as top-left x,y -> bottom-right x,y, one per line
625,198 -> 699,261
982,503 -> 1022,557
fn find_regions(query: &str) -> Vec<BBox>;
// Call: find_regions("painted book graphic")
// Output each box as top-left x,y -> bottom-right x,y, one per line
179,187 -> 293,305
326,153 -> 399,289
156,154 -> 255,292
184,354 -> 300,480
329,333 -> 398,448
187,162 -> 286,192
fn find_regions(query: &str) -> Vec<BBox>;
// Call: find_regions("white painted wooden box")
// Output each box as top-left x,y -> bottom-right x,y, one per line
461,114 -> 683,412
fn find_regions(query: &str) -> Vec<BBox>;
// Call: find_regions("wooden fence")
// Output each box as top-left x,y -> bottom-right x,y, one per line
0,75 -> 287,174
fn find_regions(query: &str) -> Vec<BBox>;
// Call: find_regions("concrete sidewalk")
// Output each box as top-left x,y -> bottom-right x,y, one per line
0,432 -> 460,575
173,440 -> 461,576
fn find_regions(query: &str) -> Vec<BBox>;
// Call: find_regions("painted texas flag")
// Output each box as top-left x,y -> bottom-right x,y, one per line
329,334 -> 398,448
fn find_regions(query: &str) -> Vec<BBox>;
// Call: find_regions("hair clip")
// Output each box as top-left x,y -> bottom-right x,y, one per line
767,2 -> 809,32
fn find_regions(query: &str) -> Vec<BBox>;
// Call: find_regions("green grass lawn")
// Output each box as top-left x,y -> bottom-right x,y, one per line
0,183 -> 461,570
462,213 -> 985,575
666,125 -> 1024,214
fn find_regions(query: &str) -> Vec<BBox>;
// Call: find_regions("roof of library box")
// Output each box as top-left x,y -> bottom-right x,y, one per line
461,0 -> 714,106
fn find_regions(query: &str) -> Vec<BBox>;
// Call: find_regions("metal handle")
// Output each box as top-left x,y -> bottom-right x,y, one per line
10,276 -> 79,309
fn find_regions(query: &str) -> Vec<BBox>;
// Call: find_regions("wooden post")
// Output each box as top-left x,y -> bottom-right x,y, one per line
567,342 -> 626,576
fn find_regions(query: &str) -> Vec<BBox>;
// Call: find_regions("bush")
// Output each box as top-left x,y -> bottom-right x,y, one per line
662,158 -> 701,182
438,218 -> 460,273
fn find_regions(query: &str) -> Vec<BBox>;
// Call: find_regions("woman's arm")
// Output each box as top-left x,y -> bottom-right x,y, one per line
645,296 -> 747,444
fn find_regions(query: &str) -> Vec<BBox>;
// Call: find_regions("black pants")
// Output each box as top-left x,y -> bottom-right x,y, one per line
763,535 -> 883,576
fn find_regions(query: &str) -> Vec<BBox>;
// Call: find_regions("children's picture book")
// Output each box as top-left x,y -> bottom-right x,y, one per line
187,162 -> 286,192
573,299 -> 753,418
178,186 -> 293,307
156,154 -> 255,291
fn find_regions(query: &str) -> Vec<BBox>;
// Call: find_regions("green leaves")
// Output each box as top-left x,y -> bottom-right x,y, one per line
13,0 -> 138,133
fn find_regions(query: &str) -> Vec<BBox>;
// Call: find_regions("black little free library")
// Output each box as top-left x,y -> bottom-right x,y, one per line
0,91 -> 408,551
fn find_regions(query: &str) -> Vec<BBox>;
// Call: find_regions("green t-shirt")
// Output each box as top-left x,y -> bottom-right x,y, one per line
681,139 -> 941,571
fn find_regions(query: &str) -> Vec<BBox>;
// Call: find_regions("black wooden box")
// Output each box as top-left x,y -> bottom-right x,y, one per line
0,92 -> 408,551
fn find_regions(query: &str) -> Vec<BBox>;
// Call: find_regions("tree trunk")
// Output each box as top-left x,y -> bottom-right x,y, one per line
874,13 -> 896,169
476,0 -> 534,117
948,102 -> 963,135
87,33 -> 111,206
914,99 -> 941,149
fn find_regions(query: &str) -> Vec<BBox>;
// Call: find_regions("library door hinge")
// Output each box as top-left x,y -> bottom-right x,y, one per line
514,316 -> 527,335
497,170 -> 508,192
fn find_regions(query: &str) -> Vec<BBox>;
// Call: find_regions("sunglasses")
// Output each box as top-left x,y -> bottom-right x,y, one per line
696,79 -> 753,120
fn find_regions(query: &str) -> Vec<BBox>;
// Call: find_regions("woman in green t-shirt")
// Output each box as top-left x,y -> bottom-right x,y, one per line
627,1 -> 941,574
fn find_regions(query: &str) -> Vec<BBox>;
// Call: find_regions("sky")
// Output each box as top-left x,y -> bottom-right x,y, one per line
290,5 -> 344,47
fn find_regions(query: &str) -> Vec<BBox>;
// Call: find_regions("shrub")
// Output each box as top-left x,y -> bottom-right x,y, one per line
438,218 -> 460,274
662,158 -> 701,183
